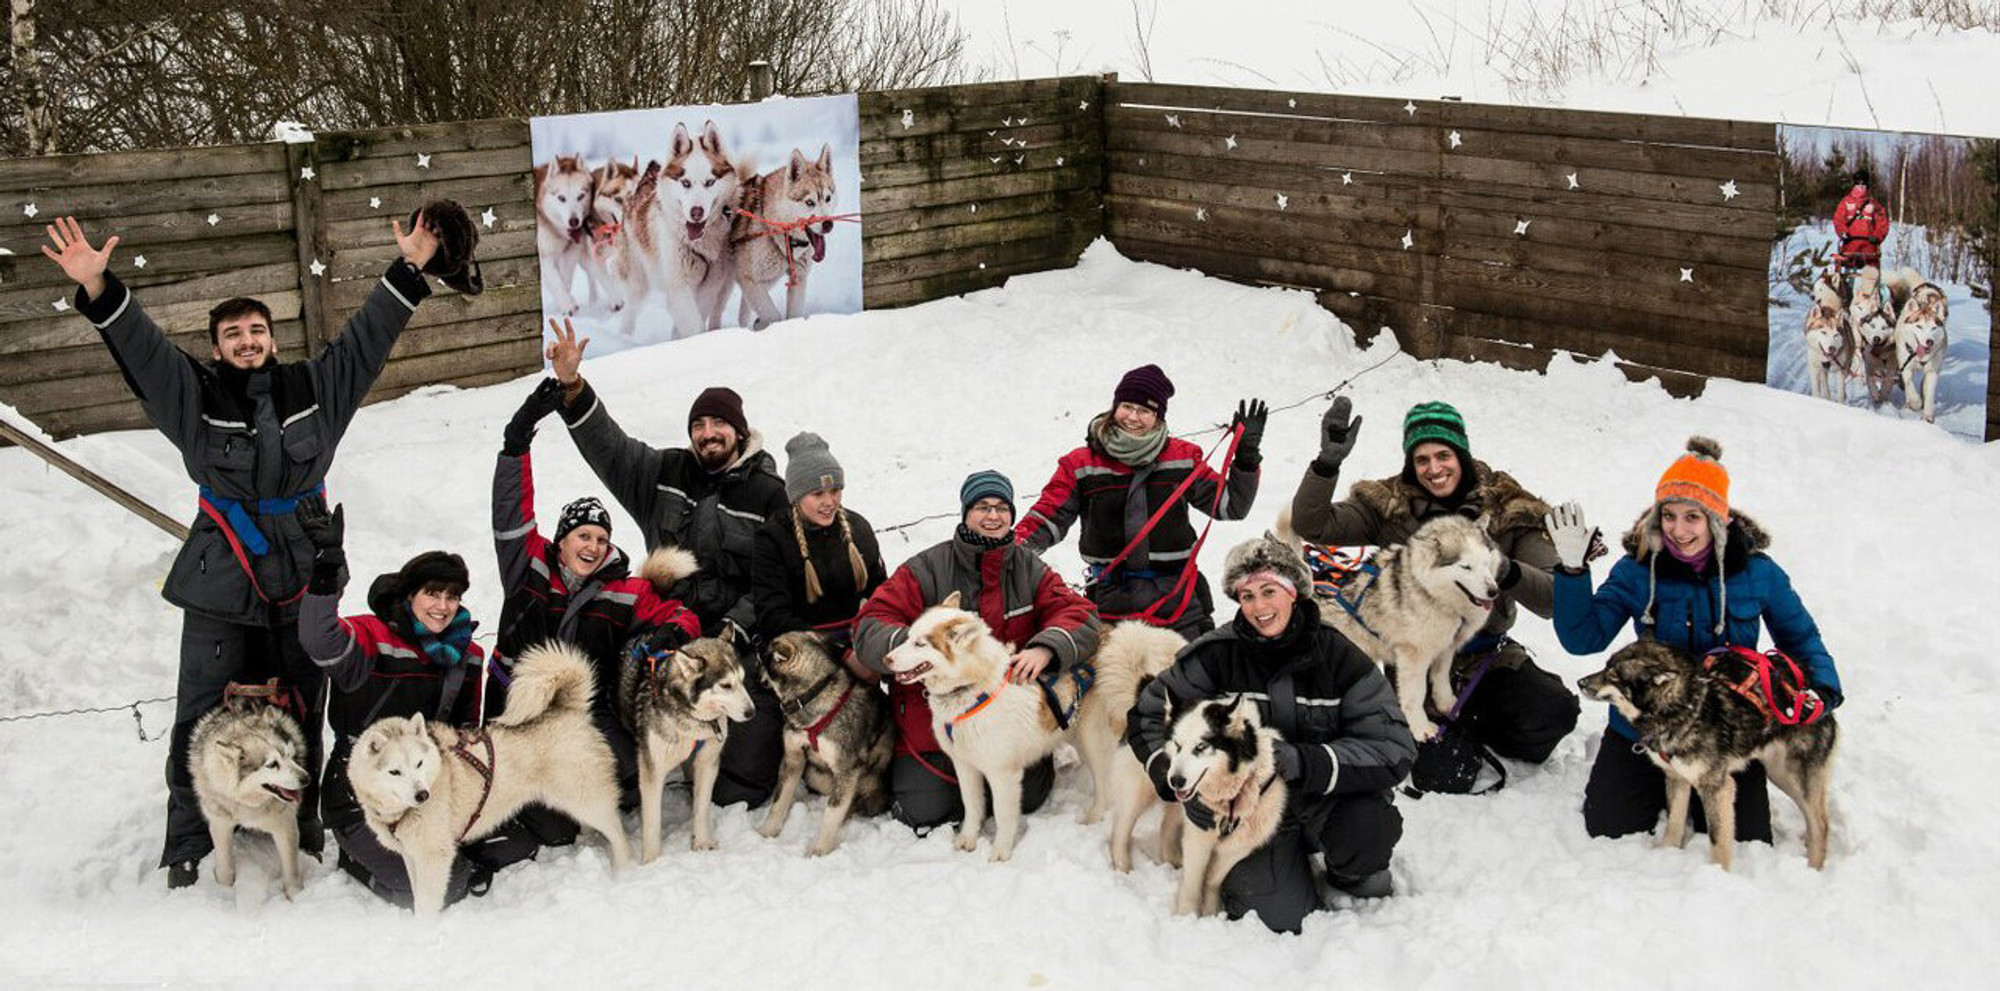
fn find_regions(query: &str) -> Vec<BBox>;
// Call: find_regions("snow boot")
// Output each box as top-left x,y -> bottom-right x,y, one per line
166,858 -> 201,890
1329,868 -> 1394,899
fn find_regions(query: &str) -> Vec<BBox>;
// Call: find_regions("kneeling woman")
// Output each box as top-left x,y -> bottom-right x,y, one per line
297,509 -> 536,909
496,379 -> 702,814
1548,437 -> 1842,842
1127,534 -> 1417,935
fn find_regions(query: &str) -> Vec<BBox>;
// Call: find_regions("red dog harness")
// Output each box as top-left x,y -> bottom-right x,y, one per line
1703,645 -> 1827,726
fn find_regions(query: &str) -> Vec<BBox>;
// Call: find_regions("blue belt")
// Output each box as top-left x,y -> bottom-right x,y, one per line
197,484 -> 324,557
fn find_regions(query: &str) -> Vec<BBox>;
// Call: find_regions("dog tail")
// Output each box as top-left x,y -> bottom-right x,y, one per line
640,546 -> 700,593
492,641 -> 596,727
1091,622 -> 1187,737
1272,507 -> 1303,552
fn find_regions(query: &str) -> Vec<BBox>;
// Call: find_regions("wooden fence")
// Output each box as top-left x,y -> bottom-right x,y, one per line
3,73 -> 1993,441
0,75 -> 1105,439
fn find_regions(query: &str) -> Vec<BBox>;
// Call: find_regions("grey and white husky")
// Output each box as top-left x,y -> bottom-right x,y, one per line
754,630 -> 893,857
189,697 -> 310,898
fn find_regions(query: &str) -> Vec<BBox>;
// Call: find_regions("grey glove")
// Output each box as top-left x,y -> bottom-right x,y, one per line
1545,501 -> 1597,572
1312,396 -> 1363,477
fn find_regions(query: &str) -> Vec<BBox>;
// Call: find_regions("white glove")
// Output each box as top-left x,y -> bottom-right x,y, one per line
1546,501 -> 1596,571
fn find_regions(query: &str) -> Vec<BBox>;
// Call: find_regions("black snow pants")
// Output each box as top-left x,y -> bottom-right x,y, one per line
1583,734 -> 1773,842
888,751 -> 1056,832
1219,790 -> 1404,934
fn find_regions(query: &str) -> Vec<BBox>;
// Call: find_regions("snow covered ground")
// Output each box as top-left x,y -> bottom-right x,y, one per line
3,242 -> 1997,987
952,0 -> 2000,136
1767,221 -> 1992,442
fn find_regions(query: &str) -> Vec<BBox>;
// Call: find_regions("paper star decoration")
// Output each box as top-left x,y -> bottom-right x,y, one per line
1056,157 -> 1066,166
480,207 -> 497,228
22,203 -> 37,218
969,203 -> 978,213
900,109 -> 914,129
1680,267 -> 1695,283
52,298 -> 68,312
299,166 -> 315,181
1018,117 -> 1030,126
415,153 -> 432,169
1401,230 -> 1415,250
1719,180 -> 1739,201
1002,137 -> 1017,147
369,196 -> 382,209
206,213 -> 220,226
1165,114 -> 1181,128
1565,173 -> 1580,189
1195,207 -> 1208,222
1288,98 -> 1298,108
1276,194 -> 1289,211
133,255 -> 148,269
1514,219 -> 1532,235
1448,131 -> 1463,149
1224,134 -> 1238,150
986,130 -> 997,137
1079,100 -> 1090,111
1342,172 -> 1354,185
1013,154 -> 1025,165
309,258 -> 327,277
1404,101 -> 1417,116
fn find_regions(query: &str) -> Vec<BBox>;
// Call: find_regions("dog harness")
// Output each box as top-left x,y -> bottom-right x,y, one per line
448,726 -> 497,843
1090,423 -> 1246,628
1322,561 -> 1385,640
222,677 -> 303,718
944,662 -> 1098,742
732,207 -> 861,288
1703,645 -> 1827,726
781,671 -> 857,754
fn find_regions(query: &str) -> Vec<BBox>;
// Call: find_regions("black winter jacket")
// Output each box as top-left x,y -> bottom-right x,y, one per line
1128,599 -> 1417,799
749,508 -> 888,641
559,379 -> 788,634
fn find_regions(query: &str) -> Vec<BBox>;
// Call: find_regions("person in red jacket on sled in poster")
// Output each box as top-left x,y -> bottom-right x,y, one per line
1831,168 -> 1889,303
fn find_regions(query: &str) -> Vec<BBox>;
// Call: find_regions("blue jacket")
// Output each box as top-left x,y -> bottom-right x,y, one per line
1554,511 -> 1841,739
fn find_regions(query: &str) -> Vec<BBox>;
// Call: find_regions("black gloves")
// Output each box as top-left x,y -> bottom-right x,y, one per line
1497,558 -> 1522,591
1230,399 -> 1268,470
1312,396 -> 1363,478
1145,750 -> 1176,803
1181,795 -> 1218,832
502,378 -> 567,456
1273,739 -> 1304,783
298,498 -> 345,594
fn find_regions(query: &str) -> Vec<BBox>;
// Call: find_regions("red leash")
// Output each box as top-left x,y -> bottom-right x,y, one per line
733,209 -> 861,288
1094,424 -> 1246,628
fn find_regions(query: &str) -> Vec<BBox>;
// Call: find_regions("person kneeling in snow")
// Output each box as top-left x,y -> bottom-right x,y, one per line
295,507 -> 540,909
1128,534 -> 1416,934
853,471 -> 1102,830
494,378 -> 703,828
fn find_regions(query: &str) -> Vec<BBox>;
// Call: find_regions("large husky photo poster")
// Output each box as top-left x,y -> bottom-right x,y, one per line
528,94 -> 863,357
1766,124 -> 1995,442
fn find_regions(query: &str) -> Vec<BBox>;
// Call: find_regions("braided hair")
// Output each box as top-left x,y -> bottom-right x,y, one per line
793,506 -> 869,605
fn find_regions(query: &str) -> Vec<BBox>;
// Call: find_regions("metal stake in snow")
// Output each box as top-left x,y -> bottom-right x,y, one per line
0,416 -> 188,542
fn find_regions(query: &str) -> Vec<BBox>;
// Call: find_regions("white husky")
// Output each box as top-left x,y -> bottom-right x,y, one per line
1277,515 -> 1504,742
534,153 -> 598,317
189,699 -> 310,899
1892,277 -> 1950,423
612,121 -> 745,340
349,642 -> 630,918
883,599 -> 1181,861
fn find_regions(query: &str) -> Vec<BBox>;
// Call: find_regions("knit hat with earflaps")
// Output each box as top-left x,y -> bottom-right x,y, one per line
406,200 -> 483,295
1643,436 -> 1731,635
1220,532 -> 1312,599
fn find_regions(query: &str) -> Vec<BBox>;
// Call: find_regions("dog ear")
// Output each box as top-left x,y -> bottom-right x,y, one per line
367,735 -> 382,755
945,617 -> 981,646
789,147 -> 808,184
940,590 -> 963,610
817,142 -> 833,172
699,120 -> 724,154
409,713 -> 426,736
672,123 -> 694,159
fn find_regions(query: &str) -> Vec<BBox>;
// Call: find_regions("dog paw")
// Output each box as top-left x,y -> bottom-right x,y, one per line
1079,809 -> 1104,826
755,819 -> 784,840
214,867 -> 235,888
987,846 -> 1014,863
691,836 -> 719,852
805,839 -> 838,858
283,881 -> 302,901
953,831 -> 981,853
1410,718 -> 1440,743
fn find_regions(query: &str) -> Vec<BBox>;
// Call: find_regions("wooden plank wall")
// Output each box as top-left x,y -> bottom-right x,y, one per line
0,75 -> 1104,439
1102,81 -> 1780,398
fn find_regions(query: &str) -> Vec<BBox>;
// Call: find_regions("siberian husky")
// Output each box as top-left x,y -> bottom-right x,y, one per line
754,630 -> 893,857
730,143 -> 838,330
1893,279 -> 1949,423
1803,276 -> 1854,403
188,697 -> 311,899
1848,266 -> 1901,406
612,121 -> 745,340
533,153 -> 597,317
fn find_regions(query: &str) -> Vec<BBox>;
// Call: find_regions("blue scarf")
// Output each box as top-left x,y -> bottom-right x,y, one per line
408,605 -> 476,667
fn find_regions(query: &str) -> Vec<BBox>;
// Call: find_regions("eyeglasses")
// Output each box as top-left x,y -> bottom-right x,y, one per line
966,503 -> 1012,516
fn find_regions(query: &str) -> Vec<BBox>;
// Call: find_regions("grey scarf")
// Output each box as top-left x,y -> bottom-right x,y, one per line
1092,412 -> 1168,467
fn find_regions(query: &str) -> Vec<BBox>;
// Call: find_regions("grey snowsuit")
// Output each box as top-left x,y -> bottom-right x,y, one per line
76,261 -> 432,867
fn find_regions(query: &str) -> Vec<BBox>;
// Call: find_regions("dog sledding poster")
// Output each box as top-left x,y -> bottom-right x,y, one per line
1766,124 -> 1995,442
528,94 -> 863,357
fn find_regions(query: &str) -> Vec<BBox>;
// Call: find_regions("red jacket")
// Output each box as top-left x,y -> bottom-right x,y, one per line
854,535 -> 1101,752
1832,187 -> 1888,267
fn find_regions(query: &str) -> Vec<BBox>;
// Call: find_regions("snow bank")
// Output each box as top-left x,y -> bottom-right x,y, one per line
1,243 -> 1995,987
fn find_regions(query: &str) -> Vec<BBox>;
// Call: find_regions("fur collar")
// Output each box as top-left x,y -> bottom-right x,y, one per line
711,428 -> 771,477
1346,461 -> 1551,542
1620,508 -> 1772,568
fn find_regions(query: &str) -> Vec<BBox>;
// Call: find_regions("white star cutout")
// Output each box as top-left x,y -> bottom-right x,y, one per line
309,258 -> 327,277
987,130 -> 997,137
900,109 -> 914,129
1165,114 -> 1181,128
1276,194 -> 1289,211
978,262 -> 987,270
1342,172 -> 1354,185
480,207 -> 497,228
415,153 -> 432,169
299,166 -> 315,181
1288,98 -> 1298,108
1002,117 -> 1015,126
1404,101 -> 1417,115
1514,219 -> 1532,235
133,255 -> 148,269
206,213 -> 220,226
1680,267 -> 1695,283
1018,117 -> 1030,126
1056,157 -> 1066,166
1401,230 -> 1415,250
1002,137 -> 1017,147
1566,173 -> 1580,189
369,196 -> 382,209
1719,179 -> 1739,201
52,298 -> 68,312
1079,100 -> 1090,111
22,203 -> 37,218
1195,207 -> 1208,222
1225,134 -> 1238,150
969,203 -> 978,213
1448,131 -> 1463,149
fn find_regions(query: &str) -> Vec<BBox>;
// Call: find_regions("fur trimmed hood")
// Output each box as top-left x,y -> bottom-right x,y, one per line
1347,460 -> 1552,543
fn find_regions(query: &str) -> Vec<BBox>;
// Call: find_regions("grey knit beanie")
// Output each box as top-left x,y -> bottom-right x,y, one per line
784,431 -> 844,503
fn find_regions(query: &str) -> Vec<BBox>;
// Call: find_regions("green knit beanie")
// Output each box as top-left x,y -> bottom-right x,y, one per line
1402,401 -> 1471,456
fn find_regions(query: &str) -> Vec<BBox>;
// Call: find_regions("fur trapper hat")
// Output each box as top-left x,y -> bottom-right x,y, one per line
1220,531 -> 1312,598
407,199 -> 483,296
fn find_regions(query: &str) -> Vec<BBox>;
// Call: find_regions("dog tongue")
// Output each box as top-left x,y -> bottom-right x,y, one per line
808,228 -> 826,262
686,220 -> 705,241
